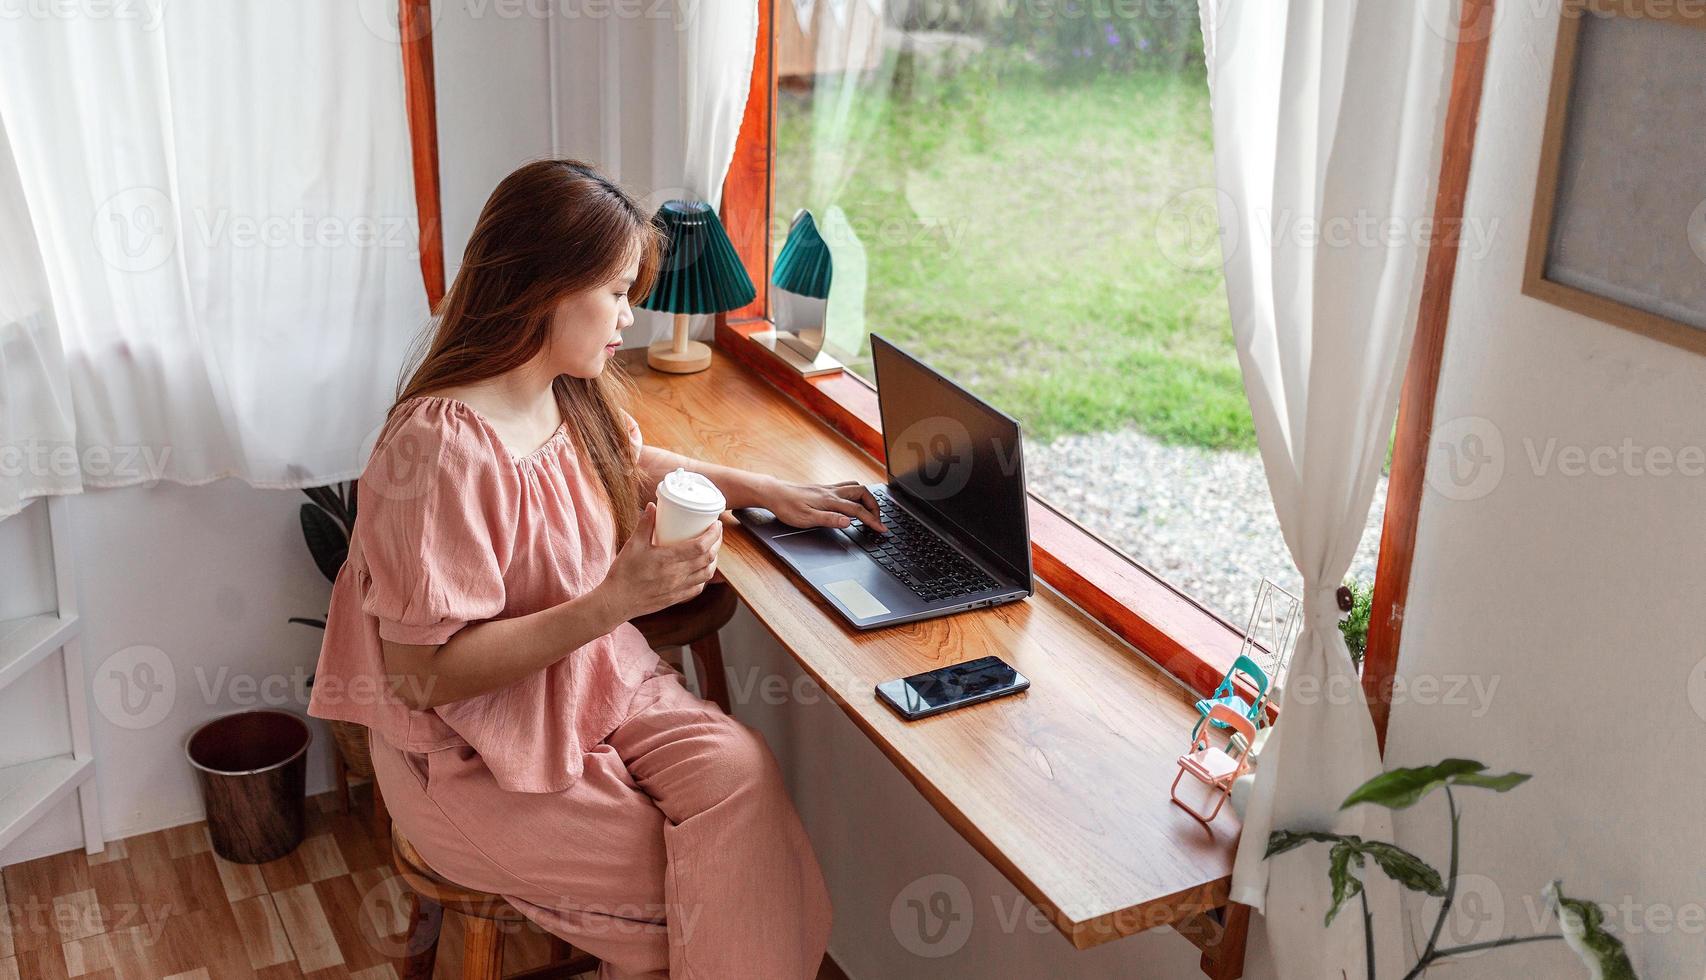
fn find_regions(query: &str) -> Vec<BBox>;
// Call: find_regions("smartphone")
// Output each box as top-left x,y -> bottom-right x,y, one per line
875,655 -> 1030,721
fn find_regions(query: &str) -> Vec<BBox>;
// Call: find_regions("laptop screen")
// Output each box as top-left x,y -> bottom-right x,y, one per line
870,334 -> 1031,587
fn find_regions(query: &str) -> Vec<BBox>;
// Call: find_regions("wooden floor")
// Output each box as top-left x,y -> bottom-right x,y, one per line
1,784 -> 849,980
0,784 -> 583,980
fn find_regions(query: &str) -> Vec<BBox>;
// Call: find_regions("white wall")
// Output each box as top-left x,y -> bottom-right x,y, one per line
1381,2 -> 1706,976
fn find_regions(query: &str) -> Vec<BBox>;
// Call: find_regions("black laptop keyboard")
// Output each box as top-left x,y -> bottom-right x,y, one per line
844,487 -> 1000,603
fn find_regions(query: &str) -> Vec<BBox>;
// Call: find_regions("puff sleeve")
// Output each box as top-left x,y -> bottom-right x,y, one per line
357,404 -> 517,646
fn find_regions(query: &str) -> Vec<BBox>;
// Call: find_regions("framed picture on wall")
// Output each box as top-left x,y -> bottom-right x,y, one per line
1524,0 -> 1706,354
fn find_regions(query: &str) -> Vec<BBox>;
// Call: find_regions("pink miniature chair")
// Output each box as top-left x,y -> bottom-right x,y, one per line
1171,703 -> 1257,824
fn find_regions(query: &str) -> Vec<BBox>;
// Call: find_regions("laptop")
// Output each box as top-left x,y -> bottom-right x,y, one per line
734,334 -> 1033,629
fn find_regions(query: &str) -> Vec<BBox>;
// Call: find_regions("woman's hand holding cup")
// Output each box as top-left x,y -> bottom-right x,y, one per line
598,470 -> 727,625
599,502 -> 722,623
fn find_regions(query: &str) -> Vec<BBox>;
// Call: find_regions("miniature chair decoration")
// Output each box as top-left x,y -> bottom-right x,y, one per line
1238,577 -> 1302,688
1195,654 -> 1270,728
1195,577 -> 1303,733
1171,704 -> 1257,824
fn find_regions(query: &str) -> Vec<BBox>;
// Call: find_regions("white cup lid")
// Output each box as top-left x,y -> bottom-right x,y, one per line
657,468 -> 726,513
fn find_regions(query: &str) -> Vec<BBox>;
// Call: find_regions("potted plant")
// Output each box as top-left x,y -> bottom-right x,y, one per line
1270,758 -> 1638,978
1336,579 -> 1374,668
289,482 -> 375,814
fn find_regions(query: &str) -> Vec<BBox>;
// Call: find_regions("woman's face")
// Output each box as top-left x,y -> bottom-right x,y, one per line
546,251 -> 641,379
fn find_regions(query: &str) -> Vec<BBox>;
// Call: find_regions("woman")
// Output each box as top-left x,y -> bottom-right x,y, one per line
309,160 -> 883,979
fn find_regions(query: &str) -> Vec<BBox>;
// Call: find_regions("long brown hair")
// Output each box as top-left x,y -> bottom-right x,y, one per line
393,159 -> 661,544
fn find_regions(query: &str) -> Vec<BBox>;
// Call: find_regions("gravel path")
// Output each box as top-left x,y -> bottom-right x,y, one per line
1027,427 -> 1385,626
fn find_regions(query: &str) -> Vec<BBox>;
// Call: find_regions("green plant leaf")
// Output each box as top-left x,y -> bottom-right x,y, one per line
1450,771 -> 1532,793
1267,830 -> 1446,929
302,484 -> 341,517
1324,840 -> 1366,927
1546,880 -> 1638,980
302,481 -> 357,534
1341,759 -> 1531,810
1341,759 -> 1484,809
300,502 -> 350,584
1266,830 -> 1348,859
1360,841 -> 1446,896
1337,578 -> 1373,666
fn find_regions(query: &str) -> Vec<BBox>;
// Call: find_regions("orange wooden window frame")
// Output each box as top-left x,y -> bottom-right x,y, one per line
714,0 -> 1497,739
401,0 -> 446,309
1363,0 -> 1496,752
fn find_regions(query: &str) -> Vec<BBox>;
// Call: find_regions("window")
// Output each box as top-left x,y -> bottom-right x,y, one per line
767,2 -> 1383,636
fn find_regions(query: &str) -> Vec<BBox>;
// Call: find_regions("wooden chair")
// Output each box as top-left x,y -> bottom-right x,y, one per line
330,719 -> 390,842
389,582 -> 740,978
1171,704 -> 1257,825
392,825 -> 599,980
632,575 -> 738,713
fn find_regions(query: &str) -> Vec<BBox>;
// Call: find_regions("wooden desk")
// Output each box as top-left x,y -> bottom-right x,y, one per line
623,350 -> 1246,976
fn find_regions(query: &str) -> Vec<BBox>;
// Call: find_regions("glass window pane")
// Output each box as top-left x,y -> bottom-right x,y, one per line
773,2 -> 1382,638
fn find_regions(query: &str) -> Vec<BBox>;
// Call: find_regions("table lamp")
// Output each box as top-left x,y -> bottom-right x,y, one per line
638,199 -> 756,374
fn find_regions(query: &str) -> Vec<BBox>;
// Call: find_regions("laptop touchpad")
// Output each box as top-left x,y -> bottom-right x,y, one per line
772,527 -> 862,570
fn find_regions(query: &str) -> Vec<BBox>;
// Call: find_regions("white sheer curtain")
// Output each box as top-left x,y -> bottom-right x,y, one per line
1199,0 -> 1455,976
0,115 -> 77,518
0,1 -> 429,498
637,0 -> 758,348
677,1 -> 760,209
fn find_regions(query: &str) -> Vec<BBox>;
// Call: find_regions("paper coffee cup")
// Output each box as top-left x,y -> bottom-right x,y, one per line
653,468 -> 726,545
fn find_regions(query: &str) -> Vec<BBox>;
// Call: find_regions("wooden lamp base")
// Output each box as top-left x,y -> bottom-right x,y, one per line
647,338 -> 712,373
647,313 -> 713,374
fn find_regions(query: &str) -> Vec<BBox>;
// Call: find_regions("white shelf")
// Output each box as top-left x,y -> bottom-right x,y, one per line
0,495 -> 102,860
0,754 -> 95,853
0,612 -> 81,689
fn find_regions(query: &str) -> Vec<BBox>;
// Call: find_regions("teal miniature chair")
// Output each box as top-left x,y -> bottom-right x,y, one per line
1195,655 -> 1269,728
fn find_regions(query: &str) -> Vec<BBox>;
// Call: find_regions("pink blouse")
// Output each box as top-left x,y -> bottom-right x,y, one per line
308,395 -> 662,794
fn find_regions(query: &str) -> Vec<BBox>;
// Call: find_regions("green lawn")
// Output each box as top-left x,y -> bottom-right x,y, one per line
775,60 -> 1252,450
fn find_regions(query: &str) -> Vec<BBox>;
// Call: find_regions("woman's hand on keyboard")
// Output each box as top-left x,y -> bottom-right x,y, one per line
764,480 -> 887,533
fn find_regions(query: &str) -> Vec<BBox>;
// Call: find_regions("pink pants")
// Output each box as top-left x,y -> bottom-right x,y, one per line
371,667 -> 833,979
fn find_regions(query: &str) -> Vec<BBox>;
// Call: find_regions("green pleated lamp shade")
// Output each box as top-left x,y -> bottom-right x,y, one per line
771,210 -> 832,299
636,199 -> 756,315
